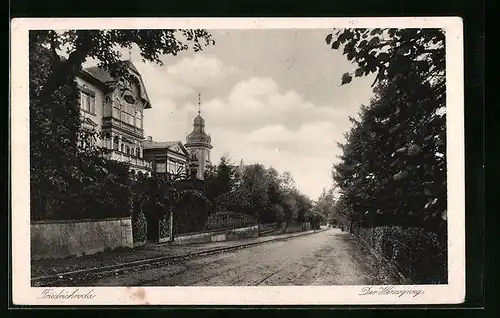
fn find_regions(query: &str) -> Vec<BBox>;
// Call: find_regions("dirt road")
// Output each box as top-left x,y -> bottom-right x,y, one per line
89,229 -> 399,286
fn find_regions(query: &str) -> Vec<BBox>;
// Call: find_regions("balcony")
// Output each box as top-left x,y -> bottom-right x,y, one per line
102,116 -> 144,138
105,149 -> 152,170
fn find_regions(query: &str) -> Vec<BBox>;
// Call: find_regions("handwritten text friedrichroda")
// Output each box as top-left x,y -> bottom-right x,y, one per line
39,288 -> 96,300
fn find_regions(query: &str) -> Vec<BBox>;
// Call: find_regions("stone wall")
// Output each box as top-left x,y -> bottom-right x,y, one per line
173,225 -> 259,245
31,217 -> 133,260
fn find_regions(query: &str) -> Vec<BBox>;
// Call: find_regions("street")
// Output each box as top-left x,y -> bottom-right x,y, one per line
88,229 -> 399,286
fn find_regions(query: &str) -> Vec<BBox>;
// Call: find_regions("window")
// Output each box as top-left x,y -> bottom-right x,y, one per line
113,136 -> 119,150
113,105 -> 120,119
80,91 -> 96,114
121,102 -> 135,126
104,96 -> 112,116
135,110 -> 142,129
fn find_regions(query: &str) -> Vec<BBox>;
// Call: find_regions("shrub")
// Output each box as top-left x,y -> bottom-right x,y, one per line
159,214 -> 171,240
206,211 -> 257,231
270,204 -> 285,224
132,209 -> 147,243
358,226 -> 447,284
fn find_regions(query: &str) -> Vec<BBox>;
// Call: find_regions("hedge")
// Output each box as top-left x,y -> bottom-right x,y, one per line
356,225 -> 447,284
159,214 -> 171,240
132,209 -> 147,243
206,211 -> 257,231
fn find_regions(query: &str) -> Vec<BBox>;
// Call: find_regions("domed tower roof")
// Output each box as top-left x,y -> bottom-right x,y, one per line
185,95 -> 213,148
193,113 -> 205,126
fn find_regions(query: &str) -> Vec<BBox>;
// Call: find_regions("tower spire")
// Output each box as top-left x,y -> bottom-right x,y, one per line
197,93 -> 201,114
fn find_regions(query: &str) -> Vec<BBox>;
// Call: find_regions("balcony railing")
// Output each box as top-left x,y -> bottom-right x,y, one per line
102,116 -> 144,138
105,149 -> 152,170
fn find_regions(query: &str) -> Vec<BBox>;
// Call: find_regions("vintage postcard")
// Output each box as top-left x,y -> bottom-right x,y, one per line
10,17 -> 465,305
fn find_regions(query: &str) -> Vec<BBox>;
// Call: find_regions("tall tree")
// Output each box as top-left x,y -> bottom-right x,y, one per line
205,156 -> 239,214
327,28 -> 446,234
241,164 -> 270,220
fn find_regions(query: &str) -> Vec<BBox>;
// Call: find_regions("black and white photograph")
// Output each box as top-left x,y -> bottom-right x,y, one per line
11,18 -> 465,305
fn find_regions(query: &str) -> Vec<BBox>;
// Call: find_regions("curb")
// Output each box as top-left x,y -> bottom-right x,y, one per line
31,229 -> 326,285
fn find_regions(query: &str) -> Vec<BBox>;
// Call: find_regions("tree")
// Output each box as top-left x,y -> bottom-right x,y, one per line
314,187 -> 336,225
325,28 -> 445,90
327,28 -> 446,235
290,189 -> 312,223
241,164 -> 270,220
279,171 -> 295,193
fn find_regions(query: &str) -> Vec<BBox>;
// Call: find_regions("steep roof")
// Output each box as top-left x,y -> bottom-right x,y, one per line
142,141 -> 179,149
82,66 -> 115,83
81,60 -> 151,109
142,140 -> 189,156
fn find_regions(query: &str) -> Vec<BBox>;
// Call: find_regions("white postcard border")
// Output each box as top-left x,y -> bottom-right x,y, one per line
10,17 -> 465,306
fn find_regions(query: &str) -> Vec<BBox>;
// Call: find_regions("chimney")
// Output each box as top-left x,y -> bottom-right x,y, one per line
147,136 -> 153,142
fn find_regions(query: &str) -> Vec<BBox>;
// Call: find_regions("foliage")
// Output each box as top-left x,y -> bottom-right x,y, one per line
132,208 -> 147,243
206,211 -> 257,231
328,28 -> 447,235
204,158 -> 312,226
159,214 -> 170,240
204,155 -> 239,214
241,164 -> 271,219
326,28 -> 447,284
357,226 -> 447,284
325,28 -> 445,89
290,188 -> 313,223
314,187 -> 337,224
173,186 -> 209,235
270,204 -> 285,224
138,173 -> 206,221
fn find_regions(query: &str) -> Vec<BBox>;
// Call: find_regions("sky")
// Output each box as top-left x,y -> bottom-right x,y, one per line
84,29 -> 376,200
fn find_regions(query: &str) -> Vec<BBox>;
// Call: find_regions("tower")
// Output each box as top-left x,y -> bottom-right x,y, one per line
185,94 -> 213,180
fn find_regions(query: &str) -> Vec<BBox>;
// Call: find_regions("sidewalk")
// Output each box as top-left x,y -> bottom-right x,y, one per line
31,229 -> 323,280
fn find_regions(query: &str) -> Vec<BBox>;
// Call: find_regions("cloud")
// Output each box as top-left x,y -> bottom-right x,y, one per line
167,55 -> 239,89
141,73 -> 359,199
193,77 -> 352,133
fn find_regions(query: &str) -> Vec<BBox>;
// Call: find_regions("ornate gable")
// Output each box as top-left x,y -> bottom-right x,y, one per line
172,142 -> 189,156
83,60 -> 151,109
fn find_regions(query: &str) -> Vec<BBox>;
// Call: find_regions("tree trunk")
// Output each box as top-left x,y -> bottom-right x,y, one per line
40,31 -> 92,102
